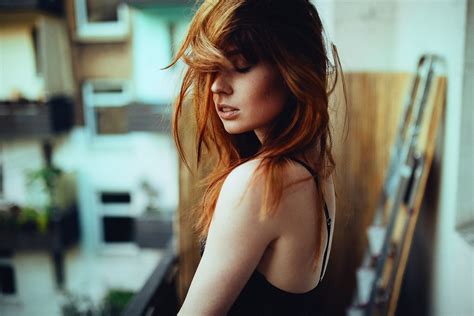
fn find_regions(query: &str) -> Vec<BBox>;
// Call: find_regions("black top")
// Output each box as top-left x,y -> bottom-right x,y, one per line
200,158 -> 332,316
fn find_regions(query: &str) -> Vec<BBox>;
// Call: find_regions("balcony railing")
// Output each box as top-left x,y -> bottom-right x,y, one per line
123,238 -> 179,316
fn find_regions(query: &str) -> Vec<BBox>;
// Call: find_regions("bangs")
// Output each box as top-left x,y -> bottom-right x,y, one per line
177,1 -> 271,73
221,26 -> 268,65
184,27 -> 269,72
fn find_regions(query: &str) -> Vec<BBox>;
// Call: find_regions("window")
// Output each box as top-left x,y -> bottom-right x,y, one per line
86,0 -> 121,22
82,79 -> 132,137
74,0 -> 130,42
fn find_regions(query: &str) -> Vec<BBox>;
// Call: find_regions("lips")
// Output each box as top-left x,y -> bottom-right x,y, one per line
217,104 -> 239,112
217,104 -> 240,120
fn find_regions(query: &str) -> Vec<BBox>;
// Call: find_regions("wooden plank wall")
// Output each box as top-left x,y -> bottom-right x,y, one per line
176,72 -> 445,314
176,104 -> 210,302
315,72 -> 411,314
176,151 -> 202,303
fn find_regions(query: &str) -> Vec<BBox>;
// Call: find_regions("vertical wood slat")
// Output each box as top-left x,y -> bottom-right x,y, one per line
320,72 -> 411,314
177,103 -> 198,303
176,103 -> 212,303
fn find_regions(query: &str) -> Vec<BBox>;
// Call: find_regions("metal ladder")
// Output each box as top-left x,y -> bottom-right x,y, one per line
347,54 -> 445,316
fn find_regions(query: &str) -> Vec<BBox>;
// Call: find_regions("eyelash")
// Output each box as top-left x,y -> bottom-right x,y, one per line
235,66 -> 252,73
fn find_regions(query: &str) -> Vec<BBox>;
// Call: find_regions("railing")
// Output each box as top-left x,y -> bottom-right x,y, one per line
123,238 -> 179,316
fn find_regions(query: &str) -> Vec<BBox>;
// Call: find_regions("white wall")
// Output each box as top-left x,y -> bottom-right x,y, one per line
457,0 -> 474,235
1,140 -> 45,208
0,25 -> 44,100
0,14 -> 75,100
52,128 -> 179,211
131,8 -> 190,106
317,0 -> 473,314
334,0 -> 399,71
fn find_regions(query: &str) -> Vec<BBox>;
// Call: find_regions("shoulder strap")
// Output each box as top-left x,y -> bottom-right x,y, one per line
289,158 -> 332,282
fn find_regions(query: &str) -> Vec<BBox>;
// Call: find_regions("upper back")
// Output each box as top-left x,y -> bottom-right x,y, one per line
255,159 -> 336,293
187,158 -> 336,315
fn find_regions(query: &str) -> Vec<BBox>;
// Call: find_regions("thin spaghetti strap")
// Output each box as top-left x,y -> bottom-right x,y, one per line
289,157 -> 317,177
319,202 -> 332,281
289,157 -> 332,281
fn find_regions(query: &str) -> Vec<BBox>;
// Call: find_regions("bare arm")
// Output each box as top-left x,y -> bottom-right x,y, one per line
178,160 -> 278,316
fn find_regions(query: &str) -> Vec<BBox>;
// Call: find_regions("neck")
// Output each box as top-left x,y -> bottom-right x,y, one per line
254,128 -> 266,144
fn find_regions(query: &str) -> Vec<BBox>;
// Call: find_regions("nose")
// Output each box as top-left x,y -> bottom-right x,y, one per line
211,72 -> 232,95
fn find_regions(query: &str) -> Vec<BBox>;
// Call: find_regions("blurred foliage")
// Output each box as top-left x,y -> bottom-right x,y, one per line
0,205 -> 50,233
61,289 -> 135,316
61,292 -> 99,316
102,289 -> 135,315
0,165 -> 77,233
26,165 -> 63,214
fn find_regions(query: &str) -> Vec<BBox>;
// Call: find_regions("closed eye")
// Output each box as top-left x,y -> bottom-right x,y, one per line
235,65 -> 252,73
228,54 -> 253,73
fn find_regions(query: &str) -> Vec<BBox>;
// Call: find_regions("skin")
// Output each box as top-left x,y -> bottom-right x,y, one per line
211,52 -> 290,142
178,54 -> 336,316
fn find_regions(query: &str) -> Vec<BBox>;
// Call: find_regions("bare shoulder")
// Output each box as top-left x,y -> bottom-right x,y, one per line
225,158 -> 311,185
220,158 -> 310,201
216,159 -> 265,216
218,158 -> 318,216
223,158 -> 264,189
285,159 -> 335,192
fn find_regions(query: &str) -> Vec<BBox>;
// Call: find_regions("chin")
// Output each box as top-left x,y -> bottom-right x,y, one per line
222,122 -> 251,134
223,126 -> 245,134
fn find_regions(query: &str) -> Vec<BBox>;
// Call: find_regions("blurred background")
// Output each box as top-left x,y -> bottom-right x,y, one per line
0,0 -> 472,315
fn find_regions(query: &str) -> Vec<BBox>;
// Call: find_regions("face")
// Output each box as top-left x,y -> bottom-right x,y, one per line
211,51 -> 290,143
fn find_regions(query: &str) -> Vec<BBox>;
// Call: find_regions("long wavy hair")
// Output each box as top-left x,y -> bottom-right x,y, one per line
169,0 -> 344,266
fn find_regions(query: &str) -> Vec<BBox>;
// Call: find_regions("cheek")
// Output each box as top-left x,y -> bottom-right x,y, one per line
252,75 -> 288,117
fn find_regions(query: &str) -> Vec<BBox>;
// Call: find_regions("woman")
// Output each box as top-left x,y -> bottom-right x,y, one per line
169,0 -> 342,314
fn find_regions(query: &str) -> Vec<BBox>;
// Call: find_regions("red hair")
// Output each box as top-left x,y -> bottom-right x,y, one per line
168,0 -> 344,267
